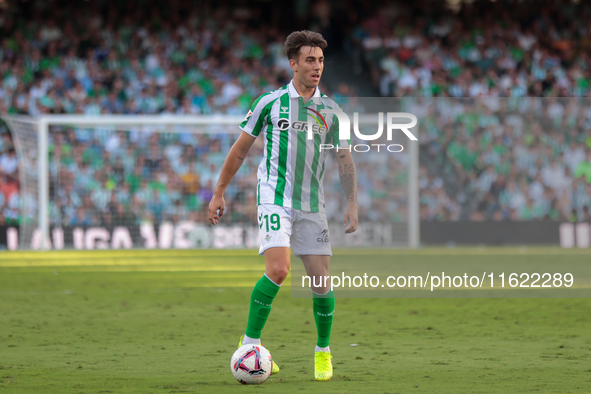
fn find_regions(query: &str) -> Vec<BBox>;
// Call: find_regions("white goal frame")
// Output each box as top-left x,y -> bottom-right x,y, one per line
3,115 -> 420,250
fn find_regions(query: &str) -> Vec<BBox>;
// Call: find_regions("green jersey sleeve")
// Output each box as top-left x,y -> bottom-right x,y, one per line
239,92 -> 273,137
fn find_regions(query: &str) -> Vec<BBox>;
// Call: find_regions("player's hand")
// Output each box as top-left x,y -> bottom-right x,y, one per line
343,203 -> 359,234
208,194 -> 225,225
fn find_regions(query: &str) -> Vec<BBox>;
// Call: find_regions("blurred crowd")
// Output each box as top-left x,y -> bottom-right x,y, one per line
0,0 -> 295,226
352,0 -> 591,221
44,128 -> 259,227
0,0 -> 590,226
414,97 -> 591,222
357,1 -> 591,98
0,2 -> 294,117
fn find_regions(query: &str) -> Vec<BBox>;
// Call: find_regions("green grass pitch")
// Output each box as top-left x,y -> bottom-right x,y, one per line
1,248 -> 590,393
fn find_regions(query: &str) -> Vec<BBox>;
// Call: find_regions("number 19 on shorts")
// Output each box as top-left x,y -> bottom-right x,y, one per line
259,213 -> 281,232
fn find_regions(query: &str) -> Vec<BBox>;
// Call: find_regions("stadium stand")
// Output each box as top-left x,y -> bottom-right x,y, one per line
0,0 -> 589,228
352,0 -> 591,222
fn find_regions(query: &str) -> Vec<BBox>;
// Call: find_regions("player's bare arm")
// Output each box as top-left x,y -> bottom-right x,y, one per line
208,131 -> 256,225
336,149 -> 358,233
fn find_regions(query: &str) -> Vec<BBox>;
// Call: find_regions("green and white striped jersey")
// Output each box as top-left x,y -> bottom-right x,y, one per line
240,80 -> 349,213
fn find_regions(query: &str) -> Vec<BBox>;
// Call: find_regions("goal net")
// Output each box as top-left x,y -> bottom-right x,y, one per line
2,110 -> 419,251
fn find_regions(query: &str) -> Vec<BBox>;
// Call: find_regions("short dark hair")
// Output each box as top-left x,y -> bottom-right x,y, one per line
284,30 -> 327,60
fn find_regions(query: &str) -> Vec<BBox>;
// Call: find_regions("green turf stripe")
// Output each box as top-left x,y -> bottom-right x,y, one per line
274,93 -> 290,205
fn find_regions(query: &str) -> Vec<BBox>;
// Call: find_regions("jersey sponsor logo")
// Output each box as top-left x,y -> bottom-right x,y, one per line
317,229 -> 330,242
280,106 -> 289,113
289,107 -> 329,135
306,107 -> 328,130
292,121 -> 325,135
277,118 -> 290,130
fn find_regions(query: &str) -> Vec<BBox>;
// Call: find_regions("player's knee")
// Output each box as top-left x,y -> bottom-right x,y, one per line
268,265 -> 289,284
310,275 -> 331,294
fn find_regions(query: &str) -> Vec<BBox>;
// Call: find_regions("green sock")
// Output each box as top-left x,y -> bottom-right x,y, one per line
313,290 -> 335,348
244,275 -> 281,339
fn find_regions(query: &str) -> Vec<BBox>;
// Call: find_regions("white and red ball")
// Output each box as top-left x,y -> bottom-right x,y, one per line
230,344 -> 272,385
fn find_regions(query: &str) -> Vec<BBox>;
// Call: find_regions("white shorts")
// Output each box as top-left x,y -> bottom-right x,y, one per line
257,204 -> 332,258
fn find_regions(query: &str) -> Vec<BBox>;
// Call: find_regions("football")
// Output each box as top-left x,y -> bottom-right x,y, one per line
230,344 -> 273,385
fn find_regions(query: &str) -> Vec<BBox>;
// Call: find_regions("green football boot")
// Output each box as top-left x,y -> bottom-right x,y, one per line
314,351 -> 333,381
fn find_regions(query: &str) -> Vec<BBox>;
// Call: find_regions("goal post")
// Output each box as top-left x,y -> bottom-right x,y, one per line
2,114 -> 420,251
408,135 -> 420,249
